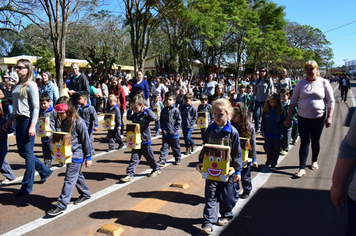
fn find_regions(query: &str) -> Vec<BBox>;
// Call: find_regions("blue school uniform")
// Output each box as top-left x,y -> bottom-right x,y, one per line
197,103 -> 213,143
231,121 -> 256,195
54,118 -> 92,210
126,108 -> 161,176
107,104 -> 124,149
39,106 -> 56,166
261,108 -> 285,168
179,103 -> 197,148
0,118 -> 16,181
159,105 -> 182,163
78,103 -> 98,152
200,121 -> 242,231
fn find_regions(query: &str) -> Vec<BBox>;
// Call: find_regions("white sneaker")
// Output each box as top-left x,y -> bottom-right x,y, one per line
311,162 -> 319,170
1,178 -> 14,185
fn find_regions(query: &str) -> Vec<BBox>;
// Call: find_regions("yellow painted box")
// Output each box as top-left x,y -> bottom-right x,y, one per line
126,123 -> 141,149
199,144 -> 231,182
37,116 -> 52,138
197,112 -> 208,128
240,137 -> 251,162
52,132 -> 72,164
103,113 -> 115,130
151,106 -> 160,119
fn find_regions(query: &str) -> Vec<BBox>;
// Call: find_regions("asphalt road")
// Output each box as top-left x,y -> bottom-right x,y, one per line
0,81 -> 354,236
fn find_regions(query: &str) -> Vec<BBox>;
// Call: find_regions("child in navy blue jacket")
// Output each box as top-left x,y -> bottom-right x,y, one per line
120,93 -> 161,182
196,98 -> 242,235
78,94 -> 98,154
47,96 -> 92,216
261,93 -> 285,170
197,94 -> 213,144
0,106 -> 16,185
231,103 -> 257,200
39,93 -> 57,168
106,94 -> 125,151
158,91 -> 182,166
180,93 -> 197,155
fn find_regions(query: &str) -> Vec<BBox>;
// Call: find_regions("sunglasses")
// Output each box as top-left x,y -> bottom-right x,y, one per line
260,71 -> 266,73
16,66 -> 27,70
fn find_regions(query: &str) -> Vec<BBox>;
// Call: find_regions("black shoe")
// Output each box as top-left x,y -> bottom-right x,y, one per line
74,195 -> 91,205
157,160 -> 166,167
190,144 -> 196,153
240,192 -> 250,199
47,206 -> 64,216
16,191 -> 29,197
106,147 -> 115,152
117,143 -> 125,150
173,158 -> 181,165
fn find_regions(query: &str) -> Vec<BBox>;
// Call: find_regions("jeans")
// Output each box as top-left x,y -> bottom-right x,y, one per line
183,129 -> 194,148
281,127 -> 292,151
154,120 -> 160,134
103,97 -> 108,112
120,108 -> 125,135
254,100 -> 264,131
341,86 -> 349,102
5,104 -> 12,119
16,116 -> 52,194
298,115 -> 325,169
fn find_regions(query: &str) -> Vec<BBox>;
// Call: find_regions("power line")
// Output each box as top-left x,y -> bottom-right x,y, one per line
323,20 -> 356,33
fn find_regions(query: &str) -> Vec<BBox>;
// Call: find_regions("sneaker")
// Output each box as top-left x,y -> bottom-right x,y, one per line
174,158 -> 181,165
185,148 -> 191,155
1,178 -> 15,185
147,169 -> 161,177
117,143 -> 125,150
240,192 -> 250,199
280,150 -> 288,156
311,162 -> 319,170
295,169 -> 306,178
47,206 -> 64,216
190,144 -> 196,153
218,218 -> 229,226
200,226 -> 212,235
290,140 -> 296,145
74,195 -> 91,205
45,163 -> 52,168
270,166 -> 276,171
106,147 -> 116,152
120,175 -> 133,182
157,160 -> 166,167
58,162 -> 64,167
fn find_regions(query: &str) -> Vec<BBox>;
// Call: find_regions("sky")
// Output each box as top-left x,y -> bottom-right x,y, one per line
272,0 -> 356,67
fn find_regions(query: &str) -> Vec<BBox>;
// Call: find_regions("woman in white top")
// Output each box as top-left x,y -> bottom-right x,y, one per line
153,76 -> 168,101
276,68 -> 292,92
284,60 -> 335,178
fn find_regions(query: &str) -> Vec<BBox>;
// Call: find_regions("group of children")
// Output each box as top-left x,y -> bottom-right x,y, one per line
0,82 -> 298,234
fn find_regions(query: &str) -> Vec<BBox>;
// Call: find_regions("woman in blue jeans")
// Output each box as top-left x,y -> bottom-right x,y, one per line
253,67 -> 274,132
3,59 -> 52,196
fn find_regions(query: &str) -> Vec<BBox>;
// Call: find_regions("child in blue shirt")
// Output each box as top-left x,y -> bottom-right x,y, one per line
197,94 -> 213,144
120,93 -> 161,182
47,96 -> 92,216
106,94 -> 125,151
179,93 -> 197,155
39,93 -> 57,168
0,106 -> 16,185
157,91 -> 182,166
196,98 -> 242,235
261,93 -> 285,170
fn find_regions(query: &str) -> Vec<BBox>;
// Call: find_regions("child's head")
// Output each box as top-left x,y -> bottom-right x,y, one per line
40,93 -> 51,111
215,84 -> 224,96
54,96 -> 80,131
211,98 -> 233,127
152,94 -> 159,103
247,84 -> 253,94
228,90 -> 235,100
164,91 -> 176,107
78,94 -> 88,107
239,84 -> 246,94
108,94 -> 118,107
232,102 -> 251,137
200,94 -> 208,105
179,87 -> 186,96
63,82 -> 67,88
130,93 -> 146,113
263,93 -> 282,113
279,88 -> 290,102
183,93 -> 193,106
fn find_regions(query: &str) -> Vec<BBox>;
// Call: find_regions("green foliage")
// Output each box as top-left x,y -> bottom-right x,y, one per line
34,49 -> 55,74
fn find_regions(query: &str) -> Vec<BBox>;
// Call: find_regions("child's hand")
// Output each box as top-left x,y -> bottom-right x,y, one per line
252,162 -> 258,168
233,174 -> 241,183
118,127 -> 121,130
94,127 -> 99,131
85,160 -> 92,168
196,163 -> 203,173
